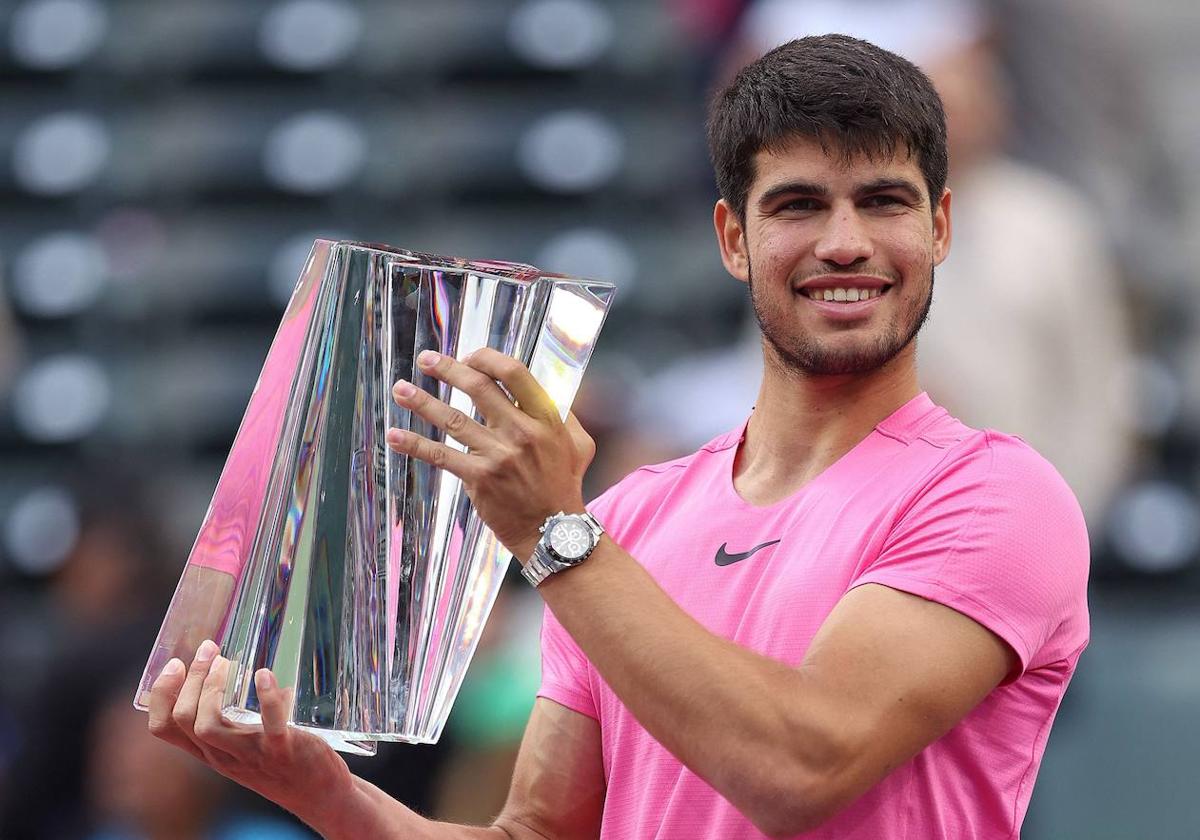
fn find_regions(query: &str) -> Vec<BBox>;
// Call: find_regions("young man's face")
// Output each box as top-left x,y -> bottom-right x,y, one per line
715,135 -> 951,377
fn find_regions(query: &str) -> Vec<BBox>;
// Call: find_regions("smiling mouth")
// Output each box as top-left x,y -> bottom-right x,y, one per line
800,285 -> 892,302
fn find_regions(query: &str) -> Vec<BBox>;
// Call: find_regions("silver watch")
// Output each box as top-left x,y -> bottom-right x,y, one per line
521,511 -> 604,587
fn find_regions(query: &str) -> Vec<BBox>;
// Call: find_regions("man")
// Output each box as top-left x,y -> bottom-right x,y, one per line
633,0 -> 1136,531
149,35 -> 1089,839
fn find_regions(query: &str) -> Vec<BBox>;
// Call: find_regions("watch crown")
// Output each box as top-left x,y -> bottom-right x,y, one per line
539,511 -> 566,536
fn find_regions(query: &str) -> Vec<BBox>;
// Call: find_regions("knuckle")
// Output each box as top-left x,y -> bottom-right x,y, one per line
172,707 -> 196,729
193,718 -> 221,742
578,431 -> 597,459
263,731 -> 291,755
429,443 -> 449,468
496,445 -> 521,470
461,368 -> 493,396
148,717 -> 173,738
444,408 -> 469,434
508,424 -> 533,447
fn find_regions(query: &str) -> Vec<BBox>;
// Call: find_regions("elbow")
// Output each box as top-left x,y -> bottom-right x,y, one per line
745,789 -> 839,839
738,744 -> 855,837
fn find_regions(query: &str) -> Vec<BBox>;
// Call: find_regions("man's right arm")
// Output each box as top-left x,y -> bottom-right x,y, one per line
148,645 -> 605,840
335,698 -> 605,840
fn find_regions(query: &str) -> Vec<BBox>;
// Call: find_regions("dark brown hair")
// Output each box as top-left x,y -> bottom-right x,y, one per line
707,34 -> 949,219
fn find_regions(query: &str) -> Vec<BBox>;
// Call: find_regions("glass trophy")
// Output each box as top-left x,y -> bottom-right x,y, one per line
134,240 -> 615,754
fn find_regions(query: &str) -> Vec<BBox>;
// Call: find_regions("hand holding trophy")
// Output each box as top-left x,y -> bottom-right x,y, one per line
386,347 -> 597,563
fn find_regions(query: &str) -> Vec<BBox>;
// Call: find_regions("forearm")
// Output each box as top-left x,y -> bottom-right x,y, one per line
309,776 -> 516,840
538,540 -> 832,827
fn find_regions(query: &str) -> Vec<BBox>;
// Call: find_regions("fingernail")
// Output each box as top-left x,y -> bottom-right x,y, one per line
196,640 -> 218,662
163,659 -> 184,677
418,350 -> 440,367
393,380 -> 415,398
255,668 -> 277,692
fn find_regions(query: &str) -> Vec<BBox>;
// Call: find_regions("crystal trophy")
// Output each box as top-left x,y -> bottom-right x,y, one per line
134,240 -> 615,754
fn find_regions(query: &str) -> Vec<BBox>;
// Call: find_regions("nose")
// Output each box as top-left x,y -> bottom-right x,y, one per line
813,206 -> 874,266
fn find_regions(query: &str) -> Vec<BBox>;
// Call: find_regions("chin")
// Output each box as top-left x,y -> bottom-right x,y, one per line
771,333 -> 911,377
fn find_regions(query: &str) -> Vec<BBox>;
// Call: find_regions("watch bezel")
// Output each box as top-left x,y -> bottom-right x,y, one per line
539,512 -> 599,565
545,517 -> 590,562
523,512 -> 604,587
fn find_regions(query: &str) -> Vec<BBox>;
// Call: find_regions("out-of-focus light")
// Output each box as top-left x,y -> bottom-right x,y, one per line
1112,355 -> 1181,437
517,110 -> 623,193
12,232 -> 107,317
13,112 -> 110,196
508,0 -> 614,70
95,208 -> 168,281
263,111 -> 366,194
1108,481 -> 1200,574
536,228 -> 636,290
259,0 -> 363,71
742,0 -> 984,65
268,232 -> 349,306
10,0 -> 108,70
13,355 -> 111,442
3,486 -> 80,576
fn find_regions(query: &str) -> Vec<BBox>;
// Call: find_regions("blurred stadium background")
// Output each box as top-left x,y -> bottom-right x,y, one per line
0,0 -> 1197,837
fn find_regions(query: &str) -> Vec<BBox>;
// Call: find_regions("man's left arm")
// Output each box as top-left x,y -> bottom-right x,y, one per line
537,541 -> 1015,837
386,349 -> 1017,838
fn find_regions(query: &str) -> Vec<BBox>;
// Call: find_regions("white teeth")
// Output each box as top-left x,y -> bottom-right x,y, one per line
807,286 -> 884,302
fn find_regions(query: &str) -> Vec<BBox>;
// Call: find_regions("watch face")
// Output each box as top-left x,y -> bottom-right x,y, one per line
548,517 -> 593,562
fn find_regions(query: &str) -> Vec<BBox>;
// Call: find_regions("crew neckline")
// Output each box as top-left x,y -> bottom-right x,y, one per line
720,392 -> 943,512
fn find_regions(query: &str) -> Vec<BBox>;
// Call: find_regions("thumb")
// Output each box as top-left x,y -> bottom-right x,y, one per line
565,411 -> 596,463
255,669 -> 293,737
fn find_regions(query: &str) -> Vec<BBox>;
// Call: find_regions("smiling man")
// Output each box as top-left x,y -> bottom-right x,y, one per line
150,35 -> 1089,840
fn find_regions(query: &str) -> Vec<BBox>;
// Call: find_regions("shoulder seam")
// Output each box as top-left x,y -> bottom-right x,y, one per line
631,435 -> 737,477
629,459 -> 692,478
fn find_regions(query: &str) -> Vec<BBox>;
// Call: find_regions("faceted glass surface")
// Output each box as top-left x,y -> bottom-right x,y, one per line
134,240 -> 614,752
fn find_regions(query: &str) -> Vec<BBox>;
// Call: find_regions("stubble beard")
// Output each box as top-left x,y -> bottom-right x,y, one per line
747,260 -> 935,378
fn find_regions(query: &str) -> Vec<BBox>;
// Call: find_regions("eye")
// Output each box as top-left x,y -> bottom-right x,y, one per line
779,197 -> 823,212
862,194 -> 906,209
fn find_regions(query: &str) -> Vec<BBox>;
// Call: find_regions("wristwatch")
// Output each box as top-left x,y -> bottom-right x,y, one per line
521,511 -> 605,587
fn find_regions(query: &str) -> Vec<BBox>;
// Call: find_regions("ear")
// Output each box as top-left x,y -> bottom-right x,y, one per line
932,187 -> 952,266
713,199 -> 751,284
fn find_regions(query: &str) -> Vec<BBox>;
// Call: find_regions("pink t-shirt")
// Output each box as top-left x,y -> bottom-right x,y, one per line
538,392 -> 1090,839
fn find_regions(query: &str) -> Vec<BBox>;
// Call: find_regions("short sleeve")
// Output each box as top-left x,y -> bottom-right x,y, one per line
849,434 -> 1090,680
535,486 -> 624,719
537,604 -> 598,719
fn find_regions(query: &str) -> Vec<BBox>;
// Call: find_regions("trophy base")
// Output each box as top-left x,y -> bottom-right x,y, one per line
221,708 -> 380,756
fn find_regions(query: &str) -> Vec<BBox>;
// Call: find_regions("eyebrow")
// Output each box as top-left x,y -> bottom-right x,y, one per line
756,180 -> 829,209
756,177 -> 926,210
857,177 -> 925,204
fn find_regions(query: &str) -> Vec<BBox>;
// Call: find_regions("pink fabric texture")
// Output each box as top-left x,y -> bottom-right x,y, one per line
538,392 -> 1090,839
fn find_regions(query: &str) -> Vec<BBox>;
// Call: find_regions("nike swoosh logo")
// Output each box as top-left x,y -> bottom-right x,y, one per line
714,539 -> 781,567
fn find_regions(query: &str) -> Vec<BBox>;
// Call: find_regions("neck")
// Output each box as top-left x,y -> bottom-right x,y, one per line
733,341 -> 920,506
